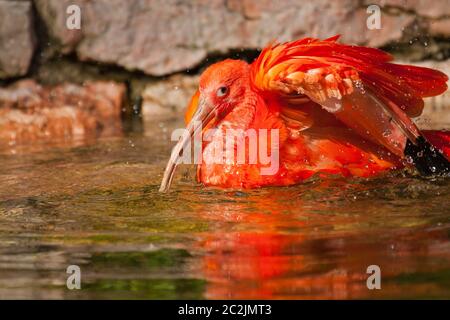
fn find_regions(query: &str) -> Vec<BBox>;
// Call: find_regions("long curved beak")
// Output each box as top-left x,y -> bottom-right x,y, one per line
159,98 -> 215,193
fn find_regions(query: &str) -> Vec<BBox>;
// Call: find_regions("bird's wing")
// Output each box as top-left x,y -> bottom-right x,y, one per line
250,36 -> 448,157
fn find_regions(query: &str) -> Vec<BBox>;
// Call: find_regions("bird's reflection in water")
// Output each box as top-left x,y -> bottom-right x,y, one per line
183,182 -> 450,299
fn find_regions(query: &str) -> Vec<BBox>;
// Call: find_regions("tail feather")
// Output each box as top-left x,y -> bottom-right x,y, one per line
405,131 -> 450,176
423,130 -> 450,158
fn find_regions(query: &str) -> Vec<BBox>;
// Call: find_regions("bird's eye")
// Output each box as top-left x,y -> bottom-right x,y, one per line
216,86 -> 228,97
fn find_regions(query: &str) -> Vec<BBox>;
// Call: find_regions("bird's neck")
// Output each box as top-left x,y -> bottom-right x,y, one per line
198,91 -> 288,188
216,90 -> 257,131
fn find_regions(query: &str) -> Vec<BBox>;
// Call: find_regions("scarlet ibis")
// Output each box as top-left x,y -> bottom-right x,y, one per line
160,36 -> 450,192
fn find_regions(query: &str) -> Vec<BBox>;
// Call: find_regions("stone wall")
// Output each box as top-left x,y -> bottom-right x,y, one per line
0,80 -> 125,147
0,0 -> 449,136
0,1 -> 35,79
1,0 -> 449,79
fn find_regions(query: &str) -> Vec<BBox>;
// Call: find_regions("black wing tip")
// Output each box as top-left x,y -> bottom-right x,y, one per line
405,136 -> 450,176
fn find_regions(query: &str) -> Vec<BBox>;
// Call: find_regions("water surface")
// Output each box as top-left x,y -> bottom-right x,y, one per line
0,119 -> 449,299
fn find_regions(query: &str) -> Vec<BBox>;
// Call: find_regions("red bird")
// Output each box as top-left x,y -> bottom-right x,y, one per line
160,36 -> 450,192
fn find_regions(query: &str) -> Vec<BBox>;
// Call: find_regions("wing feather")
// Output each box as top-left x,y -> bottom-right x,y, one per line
251,36 -> 448,157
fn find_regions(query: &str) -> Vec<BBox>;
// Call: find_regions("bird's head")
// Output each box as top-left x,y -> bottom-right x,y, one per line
160,59 -> 250,192
185,59 -> 251,125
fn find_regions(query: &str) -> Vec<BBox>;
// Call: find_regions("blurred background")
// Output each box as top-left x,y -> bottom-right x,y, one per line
1,0 -> 450,300
1,0 -> 450,148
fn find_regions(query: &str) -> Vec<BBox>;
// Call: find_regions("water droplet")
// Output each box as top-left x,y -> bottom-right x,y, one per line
354,80 -> 365,94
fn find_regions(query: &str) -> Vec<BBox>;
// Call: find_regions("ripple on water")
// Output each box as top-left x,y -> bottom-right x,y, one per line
0,121 -> 450,299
